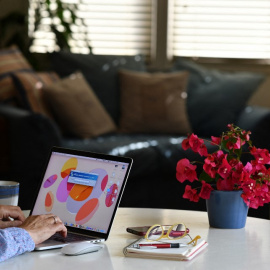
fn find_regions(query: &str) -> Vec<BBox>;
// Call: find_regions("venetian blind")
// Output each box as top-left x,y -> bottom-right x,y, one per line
29,0 -> 153,55
171,0 -> 270,59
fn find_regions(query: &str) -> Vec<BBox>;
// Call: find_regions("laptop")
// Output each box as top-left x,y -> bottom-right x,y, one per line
30,146 -> 133,250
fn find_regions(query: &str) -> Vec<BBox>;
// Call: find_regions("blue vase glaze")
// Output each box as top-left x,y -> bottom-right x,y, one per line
206,190 -> 248,229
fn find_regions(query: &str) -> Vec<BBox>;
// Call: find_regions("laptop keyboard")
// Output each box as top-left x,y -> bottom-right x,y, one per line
48,233 -> 95,243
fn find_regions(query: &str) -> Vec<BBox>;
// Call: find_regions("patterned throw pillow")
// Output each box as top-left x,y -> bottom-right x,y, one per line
118,70 -> 191,134
0,46 -> 33,107
0,46 -> 60,118
11,71 -> 59,117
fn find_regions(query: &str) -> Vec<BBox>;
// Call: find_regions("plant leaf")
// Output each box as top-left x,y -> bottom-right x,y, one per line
199,171 -> 214,183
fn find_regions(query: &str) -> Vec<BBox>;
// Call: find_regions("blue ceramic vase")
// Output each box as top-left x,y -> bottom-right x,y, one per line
206,190 -> 248,229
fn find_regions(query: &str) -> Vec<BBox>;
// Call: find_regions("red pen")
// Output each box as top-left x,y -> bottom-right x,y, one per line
134,243 -> 187,249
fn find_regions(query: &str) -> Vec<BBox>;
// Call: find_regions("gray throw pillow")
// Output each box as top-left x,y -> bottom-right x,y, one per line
172,58 -> 265,137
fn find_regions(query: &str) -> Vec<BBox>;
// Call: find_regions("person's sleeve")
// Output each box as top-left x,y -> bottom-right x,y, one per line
0,227 -> 35,262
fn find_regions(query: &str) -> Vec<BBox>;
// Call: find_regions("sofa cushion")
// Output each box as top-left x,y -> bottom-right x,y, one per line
0,46 -> 33,107
51,52 -> 146,124
172,58 -> 266,137
118,70 -> 191,134
43,72 -> 117,138
11,71 -> 59,117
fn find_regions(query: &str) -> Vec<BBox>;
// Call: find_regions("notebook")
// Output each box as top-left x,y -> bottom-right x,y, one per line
123,237 -> 208,261
30,146 -> 133,250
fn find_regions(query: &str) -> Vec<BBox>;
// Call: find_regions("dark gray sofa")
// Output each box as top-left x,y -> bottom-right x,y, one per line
1,52 -> 270,220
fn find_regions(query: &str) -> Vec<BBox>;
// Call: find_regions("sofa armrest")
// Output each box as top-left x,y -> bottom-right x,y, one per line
236,106 -> 270,149
0,104 -> 62,153
0,104 -> 62,209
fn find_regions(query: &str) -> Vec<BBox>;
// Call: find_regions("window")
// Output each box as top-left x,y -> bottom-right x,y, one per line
28,0 -> 153,55
29,0 -> 270,62
170,0 -> 270,59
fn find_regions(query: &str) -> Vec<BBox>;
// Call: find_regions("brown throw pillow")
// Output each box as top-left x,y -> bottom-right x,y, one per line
119,70 -> 191,134
43,72 -> 117,138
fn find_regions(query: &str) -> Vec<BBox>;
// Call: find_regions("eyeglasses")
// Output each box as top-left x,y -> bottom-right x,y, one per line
144,223 -> 201,246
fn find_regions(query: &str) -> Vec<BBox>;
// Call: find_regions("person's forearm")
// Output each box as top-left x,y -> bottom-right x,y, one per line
0,227 -> 35,262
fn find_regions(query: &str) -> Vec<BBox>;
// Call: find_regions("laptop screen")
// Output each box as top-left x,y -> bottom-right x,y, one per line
31,147 -> 132,237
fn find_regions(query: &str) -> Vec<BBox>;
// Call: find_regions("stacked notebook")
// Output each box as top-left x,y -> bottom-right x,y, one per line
123,237 -> 208,261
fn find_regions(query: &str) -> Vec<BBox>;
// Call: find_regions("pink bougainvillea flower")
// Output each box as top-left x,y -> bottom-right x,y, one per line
226,137 -> 243,150
216,178 -> 234,191
189,134 -> 205,152
183,185 -> 200,202
234,137 -> 242,149
249,197 -> 260,209
203,163 -> 217,179
182,134 -> 206,156
211,136 -> 221,146
182,137 -> 190,151
217,158 -> 232,179
241,179 -> 256,194
250,147 -> 270,165
203,151 -> 225,179
215,150 -> 226,162
176,158 -> 198,183
198,143 -> 208,157
204,154 -> 217,167
243,162 -> 252,173
251,160 -> 268,175
199,181 -> 214,199
242,130 -> 250,141
241,191 -> 253,207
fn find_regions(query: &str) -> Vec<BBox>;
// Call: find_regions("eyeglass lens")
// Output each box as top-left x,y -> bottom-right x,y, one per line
168,224 -> 186,239
147,224 -> 186,240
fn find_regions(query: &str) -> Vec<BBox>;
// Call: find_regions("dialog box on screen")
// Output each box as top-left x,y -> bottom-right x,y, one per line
68,170 -> 99,187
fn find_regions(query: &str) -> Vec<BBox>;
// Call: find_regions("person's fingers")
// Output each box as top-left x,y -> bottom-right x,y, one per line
52,222 -> 68,238
42,214 -> 61,225
0,219 -> 23,229
20,214 -> 68,244
0,205 -> 25,222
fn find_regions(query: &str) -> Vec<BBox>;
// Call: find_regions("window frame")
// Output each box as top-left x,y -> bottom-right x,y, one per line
152,0 -> 270,71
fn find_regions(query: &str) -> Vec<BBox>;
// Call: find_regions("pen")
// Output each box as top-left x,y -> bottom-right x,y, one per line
134,243 -> 187,249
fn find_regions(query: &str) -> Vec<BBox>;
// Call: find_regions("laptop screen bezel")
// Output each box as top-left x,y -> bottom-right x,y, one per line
30,146 -> 133,241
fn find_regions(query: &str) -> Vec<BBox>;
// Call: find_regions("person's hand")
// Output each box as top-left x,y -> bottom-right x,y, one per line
19,214 -> 67,245
0,205 -> 26,228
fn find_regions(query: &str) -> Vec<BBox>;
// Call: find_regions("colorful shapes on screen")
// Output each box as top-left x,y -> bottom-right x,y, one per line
69,185 -> 93,201
101,175 -> 108,191
66,196 -> 84,214
56,176 -> 75,203
87,168 -> 108,199
75,198 -> 99,225
105,184 -> 118,207
61,158 -> 78,178
45,191 -> 54,212
43,174 -> 57,188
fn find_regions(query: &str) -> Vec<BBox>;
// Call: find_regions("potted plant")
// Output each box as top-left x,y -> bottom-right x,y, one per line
29,0 -> 91,51
176,124 -> 270,228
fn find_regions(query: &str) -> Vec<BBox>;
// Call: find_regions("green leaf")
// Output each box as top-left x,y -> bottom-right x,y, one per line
199,171 -> 214,183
